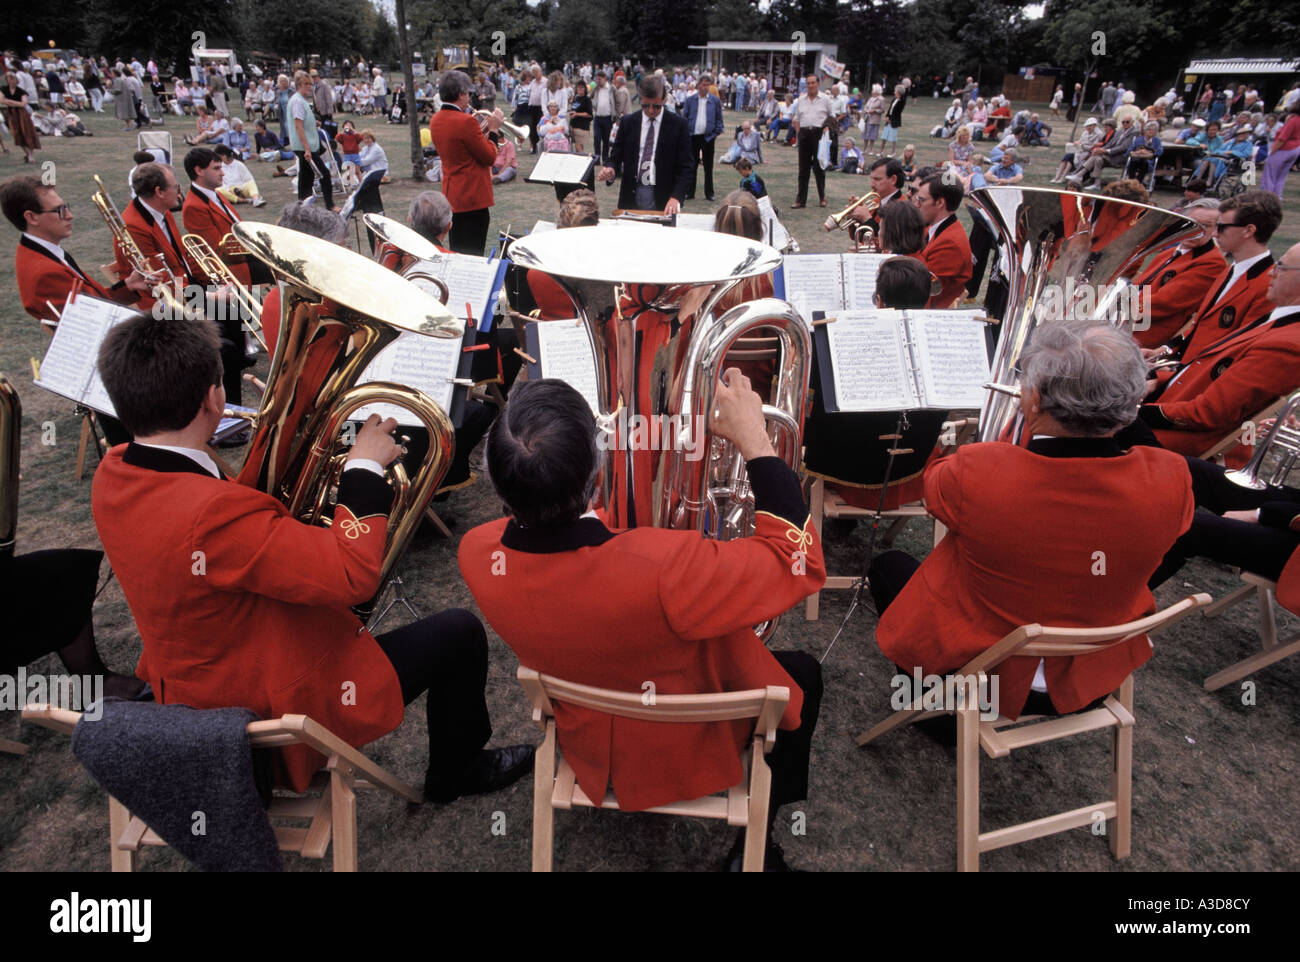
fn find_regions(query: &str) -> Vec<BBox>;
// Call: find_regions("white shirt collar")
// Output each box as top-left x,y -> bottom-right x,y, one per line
1230,249 -> 1270,278
135,441 -> 222,479
24,232 -> 67,265
1269,304 -> 1300,323
140,200 -> 169,229
193,184 -> 233,215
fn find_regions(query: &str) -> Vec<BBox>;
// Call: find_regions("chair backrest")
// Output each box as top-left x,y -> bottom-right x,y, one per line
961,594 -> 1213,676
137,130 -> 172,163
517,667 -> 789,750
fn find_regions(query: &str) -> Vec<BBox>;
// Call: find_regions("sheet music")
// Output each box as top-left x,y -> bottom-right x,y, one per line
438,254 -> 499,323
33,294 -> 138,417
824,310 -> 917,411
674,213 -> 716,232
535,319 -> 600,414
842,253 -> 891,309
353,332 -> 462,425
907,311 -> 991,409
756,196 -> 791,252
531,220 -> 557,233
782,254 -> 844,321
528,152 -> 595,184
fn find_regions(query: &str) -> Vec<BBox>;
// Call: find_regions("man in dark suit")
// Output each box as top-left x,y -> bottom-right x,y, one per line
680,73 -> 724,201
597,74 -> 692,215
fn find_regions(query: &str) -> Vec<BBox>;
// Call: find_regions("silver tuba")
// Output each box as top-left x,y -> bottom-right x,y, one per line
967,187 -> 1201,443
507,223 -> 811,618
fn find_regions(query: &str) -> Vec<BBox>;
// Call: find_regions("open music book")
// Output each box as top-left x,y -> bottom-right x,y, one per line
814,309 -> 991,412
779,252 -> 892,322
408,251 -> 507,332
522,319 -> 601,415
352,328 -> 479,428
525,151 -> 596,186
34,292 -> 255,441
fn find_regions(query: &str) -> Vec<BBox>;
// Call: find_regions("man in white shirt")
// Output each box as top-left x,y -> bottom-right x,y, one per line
791,74 -> 833,208
591,71 -> 617,166
213,144 -> 265,206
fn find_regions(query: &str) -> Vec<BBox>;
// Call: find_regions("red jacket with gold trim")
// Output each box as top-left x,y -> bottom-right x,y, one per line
1166,253 -> 1275,360
459,457 -> 825,812
1142,308 -> 1300,464
1132,240 -> 1226,349
92,442 -> 405,792
920,214 -> 973,310
875,438 -> 1193,717
15,235 -> 139,323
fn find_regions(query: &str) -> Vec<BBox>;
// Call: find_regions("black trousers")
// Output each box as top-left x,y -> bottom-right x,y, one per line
214,315 -> 246,406
1149,456 -> 1300,588
449,208 -> 490,257
374,609 -> 492,782
593,115 -> 613,164
689,133 -> 715,199
796,127 -> 826,204
766,650 -> 823,811
295,149 -> 332,208
526,105 -> 542,151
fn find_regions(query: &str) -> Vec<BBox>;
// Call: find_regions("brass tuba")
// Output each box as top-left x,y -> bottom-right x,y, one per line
230,223 -> 464,612
507,223 -> 811,635
0,375 -> 19,562
966,186 -> 1201,443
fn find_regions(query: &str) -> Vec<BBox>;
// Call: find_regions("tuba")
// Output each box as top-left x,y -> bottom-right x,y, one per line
1226,391 -> 1300,489
230,223 -> 463,612
362,213 -> 451,304
967,186 -> 1201,443
507,223 -> 811,634
0,375 -> 19,562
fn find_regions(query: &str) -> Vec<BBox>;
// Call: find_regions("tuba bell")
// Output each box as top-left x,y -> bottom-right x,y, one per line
230,223 -> 464,613
507,223 -> 811,636
362,213 -> 451,304
966,186 -> 1201,443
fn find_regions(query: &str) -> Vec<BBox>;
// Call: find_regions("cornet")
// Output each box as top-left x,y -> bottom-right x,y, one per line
476,109 -> 529,145
824,192 -> 880,252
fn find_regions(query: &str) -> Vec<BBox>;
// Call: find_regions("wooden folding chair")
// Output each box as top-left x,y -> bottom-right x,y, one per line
803,417 -> 979,620
1201,571 -> 1300,691
516,666 -> 788,872
857,593 -> 1212,871
21,705 -> 420,872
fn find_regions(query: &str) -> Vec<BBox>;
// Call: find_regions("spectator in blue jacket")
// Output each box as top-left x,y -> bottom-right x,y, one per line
1124,120 -> 1164,182
681,73 -> 725,201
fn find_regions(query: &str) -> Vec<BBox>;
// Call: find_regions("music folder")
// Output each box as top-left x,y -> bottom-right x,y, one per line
813,308 -> 991,412
525,151 -> 597,187
520,319 -> 601,415
777,252 -> 892,324
352,325 -> 486,429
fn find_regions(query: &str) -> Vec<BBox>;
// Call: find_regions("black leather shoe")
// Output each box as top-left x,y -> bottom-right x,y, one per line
706,194 -> 716,201
424,745 -> 535,803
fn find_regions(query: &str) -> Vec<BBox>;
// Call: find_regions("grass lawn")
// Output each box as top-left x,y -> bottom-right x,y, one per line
0,91 -> 1298,872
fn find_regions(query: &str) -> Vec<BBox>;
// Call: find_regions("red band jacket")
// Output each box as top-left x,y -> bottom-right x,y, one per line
15,234 -> 138,323
1132,240 -> 1226,349
920,214 -> 973,310
429,105 -> 496,213
181,186 -> 251,287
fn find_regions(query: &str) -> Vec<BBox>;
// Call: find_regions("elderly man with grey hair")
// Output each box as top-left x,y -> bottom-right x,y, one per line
408,190 -> 453,248
869,319 -> 1194,721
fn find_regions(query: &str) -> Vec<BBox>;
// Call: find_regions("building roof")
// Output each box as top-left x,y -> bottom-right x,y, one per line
1184,58 -> 1300,76
688,41 -> 836,53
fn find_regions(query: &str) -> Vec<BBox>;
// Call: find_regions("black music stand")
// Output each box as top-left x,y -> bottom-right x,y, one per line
526,150 -> 597,202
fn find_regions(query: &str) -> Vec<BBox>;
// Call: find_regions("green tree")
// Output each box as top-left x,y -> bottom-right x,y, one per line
706,0 -> 766,40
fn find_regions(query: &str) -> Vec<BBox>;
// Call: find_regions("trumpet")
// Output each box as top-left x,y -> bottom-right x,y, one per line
475,109 -> 529,145
181,233 -> 267,351
824,191 -> 880,252
90,174 -> 189,315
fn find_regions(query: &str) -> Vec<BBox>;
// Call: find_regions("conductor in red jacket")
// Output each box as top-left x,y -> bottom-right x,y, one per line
870,320 -> 1194,720
429,70 -> 500,256
91,310 -> 534,798
459,377 -> 826,870
915,173 -> 972,309
1131,199 -> 1225,349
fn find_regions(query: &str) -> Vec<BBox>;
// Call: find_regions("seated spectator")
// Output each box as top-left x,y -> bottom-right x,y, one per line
988,125 -> 1022,165
984,98 -> 1011,139
211,143 -> 265,207
721,120 -> 763,165
1023,112 -> 1050,146
539,102 -> 570,152
932,98 -> 963,138
1124,120 -> 1164,183
254,120 -> 291,161
184,104 -> 218,145
1187,119 -> 1224,155
838,136 -> 864,174
949,125 -> 975,172
959,152 -> 988,191
491,131 -> 518,184
340,128 -> 388,229
1066,117 -> 1138,189
772,94 -> 796,145
1171,177 -> 1208,212
65,77 -> 87,109
985,148 -> 1023,185
966,97 -> 988,140
898,143 -> 917,182
737,157 -> 767,198
1192,124 -> 1255,182
226,118 -> 251,160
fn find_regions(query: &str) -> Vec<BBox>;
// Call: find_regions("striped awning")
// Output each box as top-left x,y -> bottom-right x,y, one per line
1184,58 -> 1300,76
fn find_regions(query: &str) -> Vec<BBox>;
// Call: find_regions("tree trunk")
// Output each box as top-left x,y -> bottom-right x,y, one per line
395,0 -> 423,180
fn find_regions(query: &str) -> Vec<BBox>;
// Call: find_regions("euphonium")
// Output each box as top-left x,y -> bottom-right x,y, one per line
229,223 -> 464,611
966,186 -> 1201,443
1226,391 -> 1300,489
362,213 -> 451,304
90,174 -> 188,315
0,375 -> 19,562
476,109 -> 529,145
507,223 -> 811,636
180,232 -> 267,351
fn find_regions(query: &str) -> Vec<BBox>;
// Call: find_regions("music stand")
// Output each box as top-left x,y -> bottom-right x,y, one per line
526,150 -> 597,201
